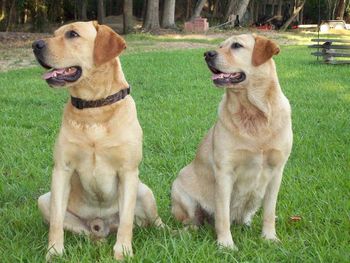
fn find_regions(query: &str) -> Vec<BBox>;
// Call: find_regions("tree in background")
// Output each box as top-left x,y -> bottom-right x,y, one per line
190,0 -> 206,20
81,0 -> 88,20
123,0 -> 133,33
97,0 -> 105,24
280,0 -> 305,31
1,0 -> 350,33
161,0 -> 176,28
225,0 -> 251,24
336,0 -> 346,19
143,0 -> 160,31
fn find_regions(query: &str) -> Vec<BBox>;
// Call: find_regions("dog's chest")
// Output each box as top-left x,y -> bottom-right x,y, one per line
232,149 -> 282,189
228,149 -> 284,221
76,150 -> 118,203
69,126 -> 123,203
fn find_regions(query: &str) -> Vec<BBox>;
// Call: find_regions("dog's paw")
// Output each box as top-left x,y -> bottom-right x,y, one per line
262,232 -> 281,243
113,242 -> 133,261
217,236 -> 238,251
45,244 -> 64,262
155,218 -> 166,228
184,224 -> 199,231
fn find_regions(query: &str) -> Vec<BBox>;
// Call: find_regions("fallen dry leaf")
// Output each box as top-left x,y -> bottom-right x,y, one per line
289,215 -> 302,221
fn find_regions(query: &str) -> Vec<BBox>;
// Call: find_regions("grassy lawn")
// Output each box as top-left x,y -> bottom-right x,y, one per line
0,45 -> 349,262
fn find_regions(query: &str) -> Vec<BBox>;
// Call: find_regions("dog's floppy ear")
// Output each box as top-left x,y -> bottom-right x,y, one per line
93,23 -> 126,66
252,35 -> 280,67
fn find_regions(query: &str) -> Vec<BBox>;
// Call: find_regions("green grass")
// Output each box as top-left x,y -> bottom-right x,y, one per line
0,46 -> 349,262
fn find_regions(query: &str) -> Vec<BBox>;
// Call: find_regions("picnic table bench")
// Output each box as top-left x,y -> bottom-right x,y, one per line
309,38 -> 350,64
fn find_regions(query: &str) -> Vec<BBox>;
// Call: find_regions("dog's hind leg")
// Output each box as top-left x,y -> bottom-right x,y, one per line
38,192 -> 90,235
134,183 -> 164,227
171,177 -> 198,227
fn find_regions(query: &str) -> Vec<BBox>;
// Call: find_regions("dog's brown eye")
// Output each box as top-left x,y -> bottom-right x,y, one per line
231,42 -> 243,49
66,30 -> 79,39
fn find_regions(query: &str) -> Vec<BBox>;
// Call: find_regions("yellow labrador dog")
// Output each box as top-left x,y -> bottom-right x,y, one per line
33,21 -> 163,261
171,34 -> 292,249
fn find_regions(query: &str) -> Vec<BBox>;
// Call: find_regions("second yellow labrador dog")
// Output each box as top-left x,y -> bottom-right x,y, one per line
171,34 -> 293,249
33,21 -> 163,261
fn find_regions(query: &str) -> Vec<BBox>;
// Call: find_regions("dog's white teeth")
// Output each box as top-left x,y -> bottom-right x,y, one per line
229,72 -> 240,78
64,67 -> 77,75
212,72 -> 241,81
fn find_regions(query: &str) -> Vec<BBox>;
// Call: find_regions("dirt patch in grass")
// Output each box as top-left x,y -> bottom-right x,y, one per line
0,32 -> 216,72
1,29 -> 349,72
0,32 -> 50,72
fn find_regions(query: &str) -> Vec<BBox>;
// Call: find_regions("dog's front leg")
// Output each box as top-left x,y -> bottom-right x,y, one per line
214,168 -> 237,250
46,166 -> 73,261
113,169 -> 139,260
262,166 -> 284,241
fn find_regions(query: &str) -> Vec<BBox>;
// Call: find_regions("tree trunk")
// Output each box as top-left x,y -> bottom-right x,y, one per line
255,0 -> 260,21
190,0 -> 206,20
98,0 -> 105,24
123,0 -> 133,33
74,0 -> 78,20
81,0 -> 87,20
48,0 -> 63,23
277,0 -> 282,17
225,0 -> 237,21
299,5 -> 303,24
271,0 -> 275,16
225,0 -> 250,23
336,0 -> 346,19
213,0 -> 219,17
249,0 -> 255,24
143,0 -> 160,31
262,0 -> 266,15
332,0 -> 338,19
186,0 -> 192,19
161,0 -> 176,28
33,0 -> 48,32
141,0 -> 147,21
1,0 -> 7,23
6,0 -> 16,31
280,0 -> 305,31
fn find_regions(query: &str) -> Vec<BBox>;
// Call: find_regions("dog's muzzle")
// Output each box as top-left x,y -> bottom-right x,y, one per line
32,39 -> 82,87
204,50 -> 246,87
32,39 -> 51,69
204,50 -> 218,63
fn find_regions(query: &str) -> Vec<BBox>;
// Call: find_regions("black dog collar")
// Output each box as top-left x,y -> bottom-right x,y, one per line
71,86 -> 131,110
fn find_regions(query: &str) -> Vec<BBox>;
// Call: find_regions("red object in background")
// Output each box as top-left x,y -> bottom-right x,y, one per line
184,17 -> 209,33
256,24 -> 273,30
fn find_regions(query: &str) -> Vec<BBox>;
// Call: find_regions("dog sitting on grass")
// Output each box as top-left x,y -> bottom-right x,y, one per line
33,21 -> 163,261
171,34 -> 293,249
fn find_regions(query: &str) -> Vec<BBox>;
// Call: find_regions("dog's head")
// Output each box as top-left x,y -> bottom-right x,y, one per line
204,34 -> 280,89
32,21 -> 126,87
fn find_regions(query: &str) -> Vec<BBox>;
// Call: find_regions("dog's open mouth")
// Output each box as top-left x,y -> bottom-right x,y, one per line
208,65 -> 246,86
42,66 -> 82,86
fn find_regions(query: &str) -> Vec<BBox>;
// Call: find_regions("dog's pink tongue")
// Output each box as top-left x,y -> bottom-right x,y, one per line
42,68 -> 65,80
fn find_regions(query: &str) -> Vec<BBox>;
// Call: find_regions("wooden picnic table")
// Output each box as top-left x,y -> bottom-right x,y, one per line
309,38 -> 350,64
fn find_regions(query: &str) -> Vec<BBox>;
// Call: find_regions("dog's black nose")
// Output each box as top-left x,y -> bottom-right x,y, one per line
32,39 -> 46,51
204,50 -> 217,61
